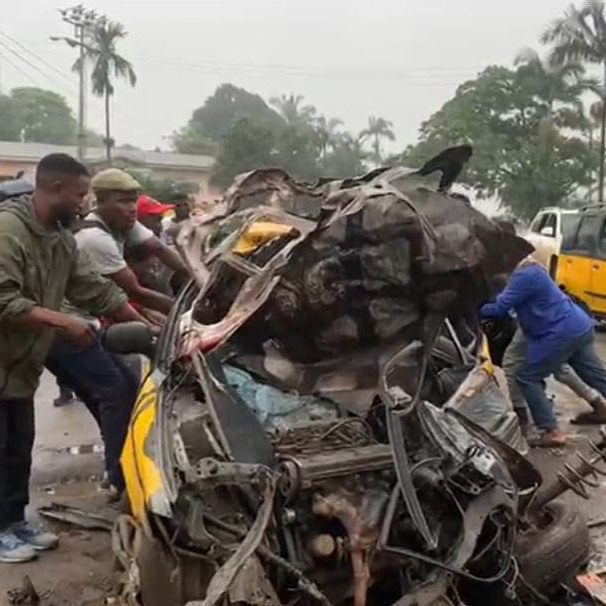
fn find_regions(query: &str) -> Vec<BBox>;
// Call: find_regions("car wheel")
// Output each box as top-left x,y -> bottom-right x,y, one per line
515,500 -> 589,595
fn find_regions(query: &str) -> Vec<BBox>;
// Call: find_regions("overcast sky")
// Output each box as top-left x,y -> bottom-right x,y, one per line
0,0 -> 575,153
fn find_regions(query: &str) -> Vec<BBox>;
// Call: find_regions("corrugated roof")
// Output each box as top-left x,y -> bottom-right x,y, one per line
0,140 -> 214,170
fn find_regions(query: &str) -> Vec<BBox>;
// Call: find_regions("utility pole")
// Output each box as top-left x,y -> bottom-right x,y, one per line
53,5 -> 102,162
76,20 -> 85,162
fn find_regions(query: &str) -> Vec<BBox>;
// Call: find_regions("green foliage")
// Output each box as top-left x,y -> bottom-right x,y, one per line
402,64 -> 596,220
541,0 -> 606,200
273,124 -> 320,180
0,93 -> 21,141
177,84 -> 374,184
127,170 -> 197,201
270,93 -> 316,127
322,134 -> 370,177
360,116 -> 395,164
0,86 -> 107,146
173,83 -> 284,153
0,87 -> 77,144
210,118 -> 276,187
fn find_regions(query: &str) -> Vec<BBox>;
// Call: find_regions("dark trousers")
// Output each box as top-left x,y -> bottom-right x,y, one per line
0,399 -> 34,530
46,334 -> 138,490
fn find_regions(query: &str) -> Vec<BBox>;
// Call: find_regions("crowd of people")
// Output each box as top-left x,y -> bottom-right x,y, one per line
0,153 -> 192,563
2,152 -> 606,566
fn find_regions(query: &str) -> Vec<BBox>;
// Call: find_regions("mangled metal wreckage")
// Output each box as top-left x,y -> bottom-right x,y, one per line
109,159 -> 597,606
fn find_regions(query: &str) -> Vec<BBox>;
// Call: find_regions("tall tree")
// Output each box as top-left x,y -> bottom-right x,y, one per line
402,65 -> 595,220
322,134 -> 369,177
315,116 -> 343,159
515,48 -> 594,124
173,83 -> 284,153
211,118 -> 276,187
270,93 -> 316,127
274,124 -> 321,179
542,0 -> 606,201
360,116 -> 395,164
0,87 -> 77,144
0,93 -> 20,141
67,19 -> 136,162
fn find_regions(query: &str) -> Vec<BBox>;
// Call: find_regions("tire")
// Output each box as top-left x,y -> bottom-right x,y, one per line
515,500 -> 590,595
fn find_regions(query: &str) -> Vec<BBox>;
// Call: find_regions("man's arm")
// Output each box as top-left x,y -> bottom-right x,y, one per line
0,231 -> 38,323
480,266 -> 535,318
107,301 -> 147,324
135,236 -> 189,275
0,231 -> 98,348
108,266 -> 174,314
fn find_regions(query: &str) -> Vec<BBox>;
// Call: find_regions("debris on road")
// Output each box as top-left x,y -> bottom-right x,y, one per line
38,502 -> 116,532
6,575 -> 40,605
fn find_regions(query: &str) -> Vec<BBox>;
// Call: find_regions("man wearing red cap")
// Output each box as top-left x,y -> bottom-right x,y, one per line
137,194 -> 175,237
126,194 -> 178,299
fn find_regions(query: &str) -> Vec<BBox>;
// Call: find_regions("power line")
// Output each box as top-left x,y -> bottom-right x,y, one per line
0,38 -> 77,98
0,48 -> 41,88
0,29 -> 77,88
131,54 -> 483,82
0,35 -> 109,126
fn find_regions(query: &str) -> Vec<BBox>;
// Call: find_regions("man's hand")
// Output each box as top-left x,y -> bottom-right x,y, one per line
56,316 -> 97,349
136,236 -> 189,275
13,306 -> 96,349
139,307 -> 166,328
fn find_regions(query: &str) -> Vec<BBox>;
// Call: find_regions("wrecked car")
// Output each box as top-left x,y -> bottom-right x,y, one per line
105,154 -> 598,606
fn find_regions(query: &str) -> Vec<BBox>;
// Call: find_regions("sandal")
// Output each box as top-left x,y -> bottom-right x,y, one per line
528,429 -> 567,448
571,411 -> 606,425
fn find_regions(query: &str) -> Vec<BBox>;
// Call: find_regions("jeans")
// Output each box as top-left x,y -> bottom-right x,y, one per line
503,329 -> 599,410
46,334 -> 138,490
516,329 -> 606,430
0,399 -> 34,530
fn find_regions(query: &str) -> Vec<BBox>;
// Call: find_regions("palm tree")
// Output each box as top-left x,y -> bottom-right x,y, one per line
324,133 -> 369,176
360,116 -> 395,164
588,101 -> 604,201
515,47 -> 593,120
269,93 -> 316,127
68,20 -> 136,162
542,0 -> 606,201
315,116 -> 343,158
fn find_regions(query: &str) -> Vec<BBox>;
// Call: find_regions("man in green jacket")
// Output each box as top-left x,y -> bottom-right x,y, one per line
0,153 -> 141,564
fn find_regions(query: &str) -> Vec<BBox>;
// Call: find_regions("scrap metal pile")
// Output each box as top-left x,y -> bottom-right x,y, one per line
120,150 -> 600,606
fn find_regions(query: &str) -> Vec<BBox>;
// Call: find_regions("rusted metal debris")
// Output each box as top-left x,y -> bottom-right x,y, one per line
38,502 -> 116,532
6,576 -> 39,605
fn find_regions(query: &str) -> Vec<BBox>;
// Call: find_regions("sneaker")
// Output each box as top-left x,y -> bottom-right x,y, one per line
11,522 -> 59,551
53,393 -> 80,407
0,530 -> 37,563
100,471 -> 110,490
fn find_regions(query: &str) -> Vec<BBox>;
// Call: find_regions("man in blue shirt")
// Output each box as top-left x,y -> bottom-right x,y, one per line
481,261 -> 606,447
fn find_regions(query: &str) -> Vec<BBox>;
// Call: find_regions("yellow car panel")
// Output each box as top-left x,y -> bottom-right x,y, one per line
480,334 -> 494,375
121,363 -> 165,521
557,253 -> 593,308
233,221 -> 295,254
590,258 -> 606,315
